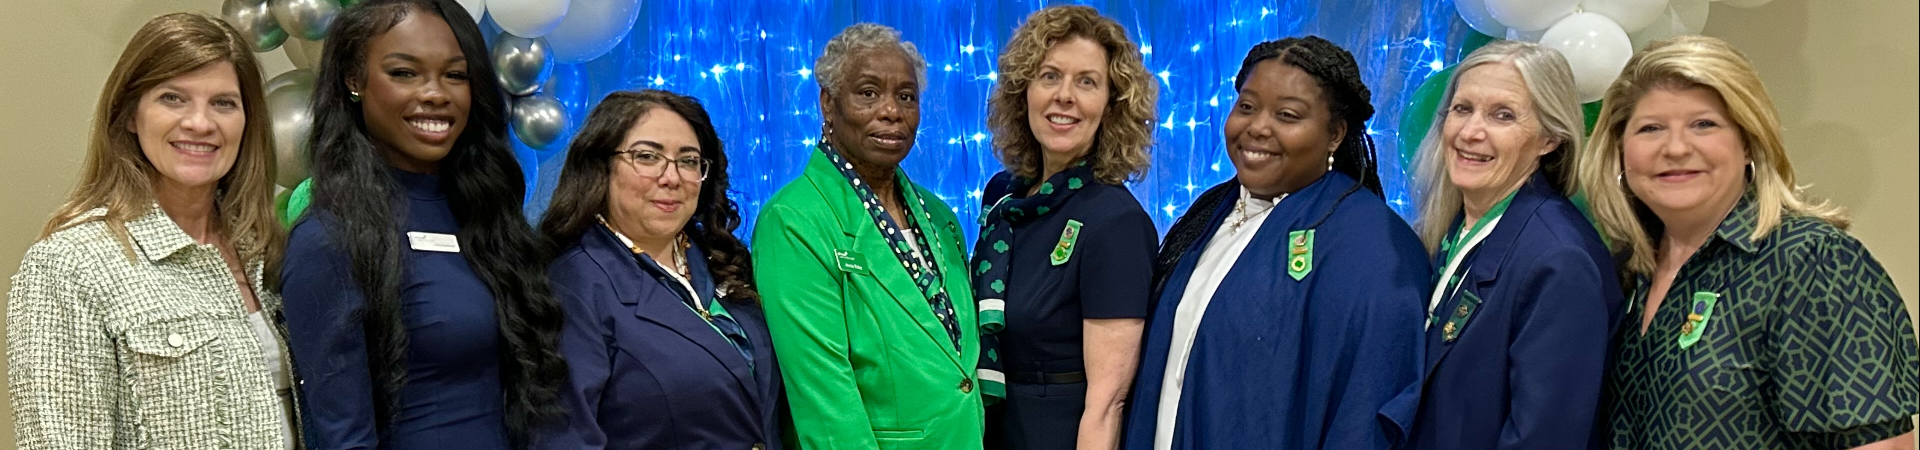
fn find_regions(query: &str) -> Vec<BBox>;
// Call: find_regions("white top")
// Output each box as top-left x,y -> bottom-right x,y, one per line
246,311 -> 296,450
1155,187 -> 1283,450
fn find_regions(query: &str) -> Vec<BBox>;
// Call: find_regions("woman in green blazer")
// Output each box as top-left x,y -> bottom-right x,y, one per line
753,23 -> 984,450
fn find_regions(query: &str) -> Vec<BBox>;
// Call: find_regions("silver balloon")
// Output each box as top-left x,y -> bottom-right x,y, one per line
269,0 -> 341,41
266,76 -> 316,188
223,0 -> 287,52
283,38 -> 325,70
511,94 -> 567,150
264,68 -> 317,94
492,34 -> 553,96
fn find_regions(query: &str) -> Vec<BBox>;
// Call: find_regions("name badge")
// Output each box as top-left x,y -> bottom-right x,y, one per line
835,250 -> 869,274
406,232 -> 461,253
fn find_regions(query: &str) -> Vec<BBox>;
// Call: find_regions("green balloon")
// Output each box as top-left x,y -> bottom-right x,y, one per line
1397,65 -> 1455,174
1459,31 -> 1499,60
1582,100 -> 1604,138
281,178 -> 314,227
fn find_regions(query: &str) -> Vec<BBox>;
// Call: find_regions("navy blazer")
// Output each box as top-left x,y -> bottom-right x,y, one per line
541,226 -> 784,450
1381,174 -> 1623,449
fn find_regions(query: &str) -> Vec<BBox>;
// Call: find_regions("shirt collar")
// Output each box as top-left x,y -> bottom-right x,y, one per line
1710,191 -> 1763,254
126,204 -> 200,262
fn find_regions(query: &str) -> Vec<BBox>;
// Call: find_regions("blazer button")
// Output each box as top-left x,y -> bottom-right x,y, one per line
167,333 -> 186,347
959,378 -> 973,393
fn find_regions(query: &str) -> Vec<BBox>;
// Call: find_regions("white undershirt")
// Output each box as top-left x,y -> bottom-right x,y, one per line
247,311 -> 295,450
1155,187 -> 1282,450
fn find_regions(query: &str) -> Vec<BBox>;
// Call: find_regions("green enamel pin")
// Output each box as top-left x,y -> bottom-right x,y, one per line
1677,291 -> 1719,349
1051,220 -> 1083,266
1287,229 -> 1314,281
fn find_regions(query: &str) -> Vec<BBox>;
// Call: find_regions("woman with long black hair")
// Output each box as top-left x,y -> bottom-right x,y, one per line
278,1 -> 567,449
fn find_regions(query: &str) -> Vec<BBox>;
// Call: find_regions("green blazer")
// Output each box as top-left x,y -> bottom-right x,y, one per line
753,150 -> 984,450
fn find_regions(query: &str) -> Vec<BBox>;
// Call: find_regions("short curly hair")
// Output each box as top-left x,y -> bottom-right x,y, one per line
814,23 -> 927,97
987,5 -> 1156,184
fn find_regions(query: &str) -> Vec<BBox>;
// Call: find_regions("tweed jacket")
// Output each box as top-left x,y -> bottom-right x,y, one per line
7,206 -> 293,450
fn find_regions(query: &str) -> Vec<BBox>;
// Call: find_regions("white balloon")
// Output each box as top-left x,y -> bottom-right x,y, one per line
1719,0 -> 1771,7
1486,0 -> 1579,31
1506,27 -> 1547,42
1631,0 -> 1710,51
542,0 -> 642,63
1456,0 -> 1507,38
1540,12 -> 1634,103
489,0 -> 569,38
454,0 -> 485,23
1581,0 -> 1670,33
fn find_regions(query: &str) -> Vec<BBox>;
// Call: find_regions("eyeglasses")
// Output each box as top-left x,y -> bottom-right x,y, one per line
614,150 -> 711,181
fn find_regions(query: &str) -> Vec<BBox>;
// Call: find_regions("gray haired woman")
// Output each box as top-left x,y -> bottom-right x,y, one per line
752,23 -> 984,449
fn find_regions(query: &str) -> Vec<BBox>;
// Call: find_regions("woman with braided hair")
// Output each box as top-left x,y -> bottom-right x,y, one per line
1121,36 -> 1429,450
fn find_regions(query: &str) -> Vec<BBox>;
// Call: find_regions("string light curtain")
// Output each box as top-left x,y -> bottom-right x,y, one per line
517,0 -> 1469,248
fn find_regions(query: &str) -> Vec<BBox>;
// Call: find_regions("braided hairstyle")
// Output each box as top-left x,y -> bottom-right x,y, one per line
1151,36 -> 1382,295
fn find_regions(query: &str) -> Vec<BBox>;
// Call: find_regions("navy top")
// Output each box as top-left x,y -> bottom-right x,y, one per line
541,225 -> 785,450
282,170 -> 512,450
983,173 -> 1157,375
1378,173 -> 1623,450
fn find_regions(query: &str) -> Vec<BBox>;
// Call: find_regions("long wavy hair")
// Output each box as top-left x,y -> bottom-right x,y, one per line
44,12 -> 282,270
1152,36 -> 1383,293
987,5 -> 1156,184
304,0 -> 566,445
1412,40 -> 1585,253
538,90 -> 759,303
1574,35 -> 1846,275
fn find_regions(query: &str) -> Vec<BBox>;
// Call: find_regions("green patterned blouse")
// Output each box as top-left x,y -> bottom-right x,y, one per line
1603,194 -> 1920,449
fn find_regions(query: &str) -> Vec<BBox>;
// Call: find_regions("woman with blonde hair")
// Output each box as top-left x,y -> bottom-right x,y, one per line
6,12 -> 292,450
1379,40 -> 1621,449
1578,35 -> 1918,449
972,5 -> 1157,450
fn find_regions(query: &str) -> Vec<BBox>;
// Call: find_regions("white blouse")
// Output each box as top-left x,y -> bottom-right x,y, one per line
1155,187 -> 1284,450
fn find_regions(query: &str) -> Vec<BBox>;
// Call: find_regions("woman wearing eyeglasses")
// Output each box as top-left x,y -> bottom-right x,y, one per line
537,90 -> 783,450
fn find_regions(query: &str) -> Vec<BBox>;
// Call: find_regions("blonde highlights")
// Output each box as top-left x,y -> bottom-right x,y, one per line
987,5 -> 1156,184
43,12 -> 282,269
1574,35 -> 1846,275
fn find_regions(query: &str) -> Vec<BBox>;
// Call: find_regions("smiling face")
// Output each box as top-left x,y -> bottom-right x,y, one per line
356,10 -> 470,173
606,108 -> 704,246
1442,62 -> 1556,201
821,47 -> 921,174
1026,36 -> 1111,167
1621,85 -> 1749,224
133,61 -> 246,197
1223,59 -> 1344,199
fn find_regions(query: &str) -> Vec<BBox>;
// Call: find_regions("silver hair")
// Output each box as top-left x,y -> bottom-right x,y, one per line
813,23 -> 928,96
1413,39 -> 1585,252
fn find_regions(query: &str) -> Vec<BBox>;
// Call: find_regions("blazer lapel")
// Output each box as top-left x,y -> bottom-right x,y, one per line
846,216 -> 966,370
584,228 -> 756,398
1421,174 -> 1553,377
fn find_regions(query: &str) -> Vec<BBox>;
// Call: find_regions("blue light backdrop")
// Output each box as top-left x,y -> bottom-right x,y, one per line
512,0 -> 1472,248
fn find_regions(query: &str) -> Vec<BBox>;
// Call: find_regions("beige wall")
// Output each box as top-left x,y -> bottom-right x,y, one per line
0,0 -> 1912,446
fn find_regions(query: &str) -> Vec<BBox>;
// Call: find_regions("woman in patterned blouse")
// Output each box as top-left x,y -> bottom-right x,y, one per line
1577,35 -> 1919,449
6,12 -> 294,450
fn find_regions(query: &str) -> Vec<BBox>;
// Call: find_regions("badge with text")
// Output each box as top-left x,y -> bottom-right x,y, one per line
1677,291 -> 1720,349
1050,220 -> 1083,266
834,249 -> 870,274
1287,229 -> 1315,281
406,232 -> 461,253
